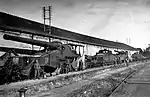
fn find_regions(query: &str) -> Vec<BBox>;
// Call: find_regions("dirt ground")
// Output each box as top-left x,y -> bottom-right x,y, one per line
110,62 -> 150,97
0,61 -> 148,97
30,62 -> 146,97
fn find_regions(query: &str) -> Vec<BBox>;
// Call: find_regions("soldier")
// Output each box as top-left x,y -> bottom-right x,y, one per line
33,59 -> 40,79
125,58 -> 129,67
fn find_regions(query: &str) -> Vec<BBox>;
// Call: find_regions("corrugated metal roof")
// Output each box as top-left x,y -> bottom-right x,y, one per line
0,11 -> 137,51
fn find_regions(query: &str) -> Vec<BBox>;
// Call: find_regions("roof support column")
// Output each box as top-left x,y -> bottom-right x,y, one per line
86,44 -> 88,55
31,34 -> 34,50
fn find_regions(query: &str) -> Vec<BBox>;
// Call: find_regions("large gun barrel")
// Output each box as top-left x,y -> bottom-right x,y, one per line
3,34 -> 62,48
0,46 -> 39,55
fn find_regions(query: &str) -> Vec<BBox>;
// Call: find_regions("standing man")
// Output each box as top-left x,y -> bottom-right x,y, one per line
34,59 -> 40,79
125,57 -> 129,67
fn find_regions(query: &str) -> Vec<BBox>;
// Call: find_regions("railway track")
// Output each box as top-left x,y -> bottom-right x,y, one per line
108,62 -> 147,97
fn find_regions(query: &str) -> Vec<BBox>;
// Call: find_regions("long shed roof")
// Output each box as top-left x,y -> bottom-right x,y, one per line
0,11 -> 137,51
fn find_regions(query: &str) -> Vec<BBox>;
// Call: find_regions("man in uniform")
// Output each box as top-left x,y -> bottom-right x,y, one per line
34,59 -> 40,79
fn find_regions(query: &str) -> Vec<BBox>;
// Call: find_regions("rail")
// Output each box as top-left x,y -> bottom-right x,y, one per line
108,63 -> 146,97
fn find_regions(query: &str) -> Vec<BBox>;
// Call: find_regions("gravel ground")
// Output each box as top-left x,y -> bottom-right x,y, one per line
0,60 -> 148,97
65,77 -> 120,97
109,62 -> 150,97
65,62 -> 147,97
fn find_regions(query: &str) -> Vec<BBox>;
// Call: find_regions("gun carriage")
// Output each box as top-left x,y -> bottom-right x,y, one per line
3,34 -> 85,75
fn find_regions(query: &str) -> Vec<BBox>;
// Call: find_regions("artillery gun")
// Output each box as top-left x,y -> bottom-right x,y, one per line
0,46 -> 41,55
3,34 -> 63,50
131,52 -> 146,61
114,50 -> 128,64
3,34 -> 84,75
94,49 -> 117,67
0,47 -> 46,84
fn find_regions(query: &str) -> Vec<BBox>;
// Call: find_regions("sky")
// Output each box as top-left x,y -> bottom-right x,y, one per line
0,0 -> 150,49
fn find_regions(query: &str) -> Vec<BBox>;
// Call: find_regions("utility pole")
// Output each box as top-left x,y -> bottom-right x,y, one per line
126,37 -> 131,45
43,6 -> 52,66
43,6 -> 52,42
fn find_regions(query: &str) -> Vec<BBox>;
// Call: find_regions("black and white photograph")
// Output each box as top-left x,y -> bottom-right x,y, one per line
0,0 -> 150,97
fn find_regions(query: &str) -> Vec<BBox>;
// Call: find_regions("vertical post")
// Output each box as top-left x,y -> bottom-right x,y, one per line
43,6 -> 52,42
75,46 -> 77,51
31,34 -> 34,50
79,46 -> 81,56
48,6 -> 52,42
43,7 -> 46,32
83,46 -> 84,55
49,6 -> 51,35
86,44 -> 88,55
48,6 -> 51,67
43,6 -> 52,67
18,88 -> 27,97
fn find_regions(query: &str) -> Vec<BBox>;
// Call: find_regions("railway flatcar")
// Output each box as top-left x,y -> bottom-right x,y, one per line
131,52 -> 146,61
0,54 -> 40,85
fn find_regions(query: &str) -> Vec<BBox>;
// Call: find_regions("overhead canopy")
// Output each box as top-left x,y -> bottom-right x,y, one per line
0,11 -> 137,51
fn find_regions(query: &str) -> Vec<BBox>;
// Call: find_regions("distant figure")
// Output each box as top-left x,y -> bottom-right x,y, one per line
33,60 -> 40,79
125,58 -> 129,67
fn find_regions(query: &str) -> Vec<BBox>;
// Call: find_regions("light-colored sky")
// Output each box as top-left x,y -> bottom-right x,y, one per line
0,0 -> 150,49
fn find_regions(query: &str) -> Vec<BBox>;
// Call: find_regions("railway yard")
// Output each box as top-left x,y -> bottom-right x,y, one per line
0,60 -> 149,97
0,11 -> 150,97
